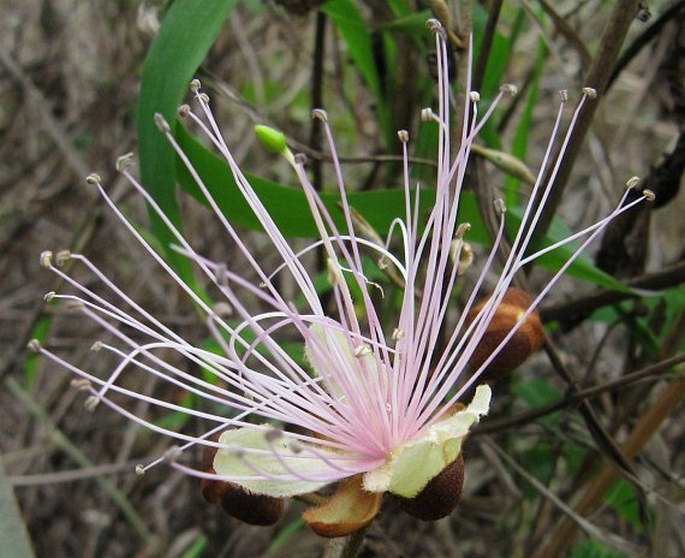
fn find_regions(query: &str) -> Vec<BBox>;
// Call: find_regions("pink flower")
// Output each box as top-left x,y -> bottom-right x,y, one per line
33,20 -> 651,534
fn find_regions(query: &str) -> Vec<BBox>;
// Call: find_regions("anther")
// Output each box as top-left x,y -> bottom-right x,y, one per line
626,176 -> 641,189
189,78 -> 201,93
288,441 -> 303,454
392,328 -> 404,341
457,242 -> 474,276
43,291 -> 56,302
294,153 -> 308,166
311,108 -> 328,122
213,302 -> 233,317
326,258 -> 343,287
354,344 -> 372,358
493,198 -> 506,215
85,395 -> 100,412
397,130 -> 409,143
135,464 -> 146,476
154,113 -> 171,133
90,341 -> 103,352
55,250 -> 71,267
27,339 -> 41,352
469,91 -> 480,103
115,153 -> 135,172
265,429 -> 283,443
86,173 -> 102,185
642,189 -> 655,201
558,90 -> 569,102
40,251 -> 53,268
70,379 -> 91,391
500,84 -> 518,96
198,92 -> 210,104
582,87 -> 597,99
163,446 -> 182,463
421,108 -> 435,122
178,104 -> 191,118
455,222 -> 471,239
426,19 -> 445,38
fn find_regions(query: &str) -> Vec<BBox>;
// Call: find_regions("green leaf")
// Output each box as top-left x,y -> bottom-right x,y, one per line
138,0 -> 238,277
174,125 -> 486,240
175,125 -> 630,294
322,0 -> 382,98
570,539 -> 628,558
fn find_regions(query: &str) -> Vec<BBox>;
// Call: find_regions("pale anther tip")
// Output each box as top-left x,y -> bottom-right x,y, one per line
500,83 -> 518,96
163,446 -> 182,463
91,341 -> 103,352
27,339 -> 41,352
40,251 -> 53,268
178,104 -> 191,118
265,428 -> 283,443
311,108 -> 328,122
426,18 -> 446,37
43,291 -> 56,302
213,302 -> 232,317
189,78 -> 201,92
392,328 -> 405,341
582,87 -> 597,99
397,130 -> 409,143
642,189 -> 655,201
86,173 -> 101,185
456,222 -> 471,238
469,91 -> 481,103
70,379 -> 91,391
558,90 -> 569,102
85,396 -> 100,412
55,250 -> 71,267
354,344 -> 372,358
135,464 -> 146,476
115,153 -> 135,172
626,176 -> 641,188
294,153 -> 308,166
154,112 -> 170,133
493,198 -> 507,215
420,107 -> 433,122
198,92 -> 210,104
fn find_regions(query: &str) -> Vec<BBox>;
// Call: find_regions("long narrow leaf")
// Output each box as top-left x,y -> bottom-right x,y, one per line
138,0 -> 238,277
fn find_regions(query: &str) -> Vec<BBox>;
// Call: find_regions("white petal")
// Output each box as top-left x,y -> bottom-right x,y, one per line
363,385 -> 492,498
213,428 -> 341,498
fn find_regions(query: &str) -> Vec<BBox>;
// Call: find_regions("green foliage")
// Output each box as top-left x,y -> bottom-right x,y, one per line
138,0 -> 239,279
570,539 -> 629,558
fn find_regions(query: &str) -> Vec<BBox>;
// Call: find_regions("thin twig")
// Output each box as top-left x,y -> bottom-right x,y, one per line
5,378 -> 158,548
534,375 -> 685,558
476,353 -> 685,435
535,0 -> 643,237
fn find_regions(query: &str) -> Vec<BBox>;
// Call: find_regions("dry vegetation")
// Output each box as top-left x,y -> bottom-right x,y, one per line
1,1 -> 683,557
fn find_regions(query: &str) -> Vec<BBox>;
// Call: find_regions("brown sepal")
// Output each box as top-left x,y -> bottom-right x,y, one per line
302,475 -> 382,538
395,452 -> 465,521
465,287 -> 544,382
201,442 -> 284,526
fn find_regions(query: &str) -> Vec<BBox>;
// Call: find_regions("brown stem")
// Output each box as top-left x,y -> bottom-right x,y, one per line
475,353 -> 685,435
534,375 -> 685,558
535,0 -> 642,237
539,260 -> 685,323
